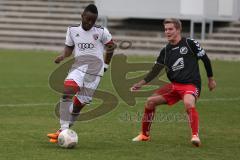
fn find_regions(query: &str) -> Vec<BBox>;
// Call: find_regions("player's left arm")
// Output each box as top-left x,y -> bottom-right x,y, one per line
201,54 -> 216,91
188,39 -> 216,91
104,40 -> 116,71
102,28 -> 116,72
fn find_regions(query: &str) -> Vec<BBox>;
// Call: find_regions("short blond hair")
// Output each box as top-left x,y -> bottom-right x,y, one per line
163,18 -> 182,31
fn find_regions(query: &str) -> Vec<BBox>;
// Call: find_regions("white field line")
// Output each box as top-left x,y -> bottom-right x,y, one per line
0,97 -> 239,107
0,103 -> 55,107
199,97 -> 240,102
0,85 -> 47,89
137,97 -> 240,102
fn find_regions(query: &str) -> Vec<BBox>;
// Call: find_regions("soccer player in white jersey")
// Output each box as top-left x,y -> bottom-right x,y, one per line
47,4 -> 115,143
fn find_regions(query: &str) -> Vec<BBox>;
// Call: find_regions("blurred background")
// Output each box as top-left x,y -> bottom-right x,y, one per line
0,0 -> 240,60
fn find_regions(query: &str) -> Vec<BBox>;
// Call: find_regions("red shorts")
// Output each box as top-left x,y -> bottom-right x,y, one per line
154,82 -> 200,105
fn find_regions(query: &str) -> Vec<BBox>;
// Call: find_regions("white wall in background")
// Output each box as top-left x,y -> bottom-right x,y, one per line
218,0 -> 234,16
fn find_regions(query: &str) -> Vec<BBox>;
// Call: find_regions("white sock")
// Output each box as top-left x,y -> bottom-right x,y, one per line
69,104 -> 80,127
59,98 -> 72,130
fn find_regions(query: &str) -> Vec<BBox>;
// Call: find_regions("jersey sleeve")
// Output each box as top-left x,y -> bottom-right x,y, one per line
144,48 -> 165,83
65,27 -> 74,47
156,48 -> 165,65
187,38 -> 206,59
101,27 -> 112,44
187,38 -> 213,77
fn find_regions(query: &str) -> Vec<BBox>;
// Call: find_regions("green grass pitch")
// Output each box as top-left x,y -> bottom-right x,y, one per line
0,49 -> 239,160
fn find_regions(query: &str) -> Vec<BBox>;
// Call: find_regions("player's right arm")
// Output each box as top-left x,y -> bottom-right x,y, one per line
54,46 -> 74,64
55,27 -> 75,64
131,49 -> 165,91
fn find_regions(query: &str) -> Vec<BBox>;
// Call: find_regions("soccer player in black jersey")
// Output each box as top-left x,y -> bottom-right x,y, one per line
131,18 -> 216,147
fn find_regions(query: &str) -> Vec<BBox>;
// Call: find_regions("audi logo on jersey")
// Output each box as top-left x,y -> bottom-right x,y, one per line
77,43 -> 94,51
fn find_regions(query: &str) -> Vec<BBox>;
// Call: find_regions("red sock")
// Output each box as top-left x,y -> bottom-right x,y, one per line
142,107 -> 155,136
187,107 -> 199,136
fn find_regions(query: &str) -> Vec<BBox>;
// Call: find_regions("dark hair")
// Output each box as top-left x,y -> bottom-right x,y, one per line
163,18 -> 182,31
84,4 -> 98,15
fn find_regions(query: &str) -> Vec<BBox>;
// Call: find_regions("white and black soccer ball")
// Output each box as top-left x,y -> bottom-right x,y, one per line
58,129 -> 78,148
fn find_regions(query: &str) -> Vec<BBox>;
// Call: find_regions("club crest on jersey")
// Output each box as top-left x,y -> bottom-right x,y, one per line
180,46 -> 188,54
93,34 -> 99,40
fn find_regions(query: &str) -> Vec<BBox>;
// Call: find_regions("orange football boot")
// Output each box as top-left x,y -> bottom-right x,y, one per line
132,133 -> 150,141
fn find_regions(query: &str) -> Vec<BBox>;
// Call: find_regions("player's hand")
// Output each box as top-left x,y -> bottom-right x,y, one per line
208,77 -> 216,91
130,80 -> 146,92
54,55 -> 64,64
130,84 -> 142,92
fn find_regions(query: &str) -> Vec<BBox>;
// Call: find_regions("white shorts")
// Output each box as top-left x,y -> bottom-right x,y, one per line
66,68 -> 101,104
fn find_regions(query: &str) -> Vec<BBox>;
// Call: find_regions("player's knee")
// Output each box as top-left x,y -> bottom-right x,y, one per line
146,98 -> 157,109
62,80 -> 79,100
64,80 -> 79,94
184,101 -> 194,110
183,94 -> 196,109
146,96 -> 166,109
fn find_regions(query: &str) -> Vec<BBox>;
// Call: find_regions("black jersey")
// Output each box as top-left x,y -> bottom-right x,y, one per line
156,38 -> 209,90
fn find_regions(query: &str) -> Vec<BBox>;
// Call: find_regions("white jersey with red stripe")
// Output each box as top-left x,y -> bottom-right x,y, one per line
65,24 -> 112,76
